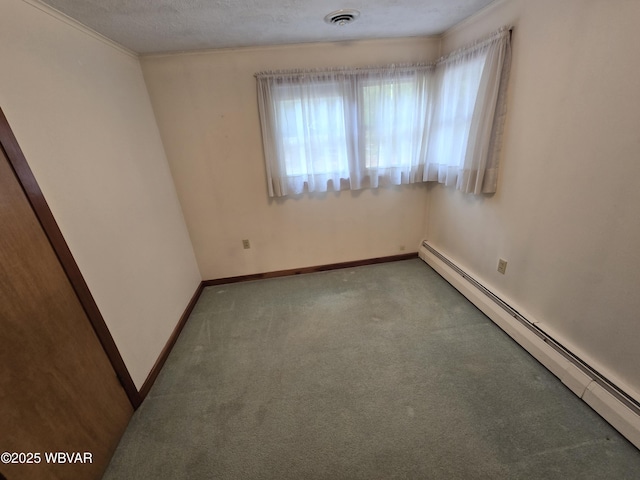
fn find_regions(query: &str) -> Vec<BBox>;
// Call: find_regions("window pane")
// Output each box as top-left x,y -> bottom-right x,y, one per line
273,83 -> 349,177
430,54 -> 486,167
360,73 -> 428,169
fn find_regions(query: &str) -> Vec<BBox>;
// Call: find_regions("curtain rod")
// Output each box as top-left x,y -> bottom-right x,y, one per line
255,63 -> 434,79
435,25 -> 512,65
255,25 -> 513,79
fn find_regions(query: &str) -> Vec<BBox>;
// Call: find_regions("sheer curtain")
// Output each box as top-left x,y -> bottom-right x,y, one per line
257,72 -> 354,196
425,27 -> 512,194
356,67 -> 432,188
256,65 -> 433,197
256,27 -> 511,197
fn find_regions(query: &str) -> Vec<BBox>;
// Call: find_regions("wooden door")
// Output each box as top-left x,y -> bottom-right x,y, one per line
0,135 -> 132,479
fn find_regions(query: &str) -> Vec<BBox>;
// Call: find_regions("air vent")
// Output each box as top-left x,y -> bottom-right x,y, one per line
324,9 -> 360,26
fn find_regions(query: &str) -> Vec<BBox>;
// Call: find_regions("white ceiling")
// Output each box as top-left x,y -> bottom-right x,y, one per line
38,0 -> 496,55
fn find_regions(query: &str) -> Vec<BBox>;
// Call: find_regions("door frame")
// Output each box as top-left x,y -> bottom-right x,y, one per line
0,107 -> 141,408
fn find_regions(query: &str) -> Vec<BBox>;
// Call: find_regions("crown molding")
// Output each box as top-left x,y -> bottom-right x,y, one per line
22,0 -> 137,58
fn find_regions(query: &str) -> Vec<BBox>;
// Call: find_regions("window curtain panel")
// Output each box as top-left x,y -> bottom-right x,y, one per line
256,65 -> 433,197
257,71 -> 356,197
355,67 -> 432,189
425,27 -> 512,194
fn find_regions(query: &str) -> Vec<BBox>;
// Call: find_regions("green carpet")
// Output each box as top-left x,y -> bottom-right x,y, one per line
103,259 -> 640,479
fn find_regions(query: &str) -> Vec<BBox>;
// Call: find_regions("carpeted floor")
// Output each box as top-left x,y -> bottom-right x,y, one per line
103,259 -> 640,479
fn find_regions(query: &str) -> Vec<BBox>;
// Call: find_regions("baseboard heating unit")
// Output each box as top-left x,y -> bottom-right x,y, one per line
418,240 -> 640,450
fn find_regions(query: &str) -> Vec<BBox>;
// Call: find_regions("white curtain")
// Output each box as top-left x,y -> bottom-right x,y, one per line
356,68 -> 432,188
425,27 -> 512,194
256,27 -> 511,197
256,66 -> 433,197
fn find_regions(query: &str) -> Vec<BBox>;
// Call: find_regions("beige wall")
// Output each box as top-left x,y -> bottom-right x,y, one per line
141,38 -> 438,280
427,0 -> 640,399
0,0 -> 201,388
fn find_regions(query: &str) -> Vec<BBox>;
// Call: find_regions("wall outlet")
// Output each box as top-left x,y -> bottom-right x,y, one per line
242,239 -> 251,249
497,258 -> 507,274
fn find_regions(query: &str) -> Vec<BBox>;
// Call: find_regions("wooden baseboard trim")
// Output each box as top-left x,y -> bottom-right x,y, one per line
203,253 -> 418,287
138,282 -> 205,402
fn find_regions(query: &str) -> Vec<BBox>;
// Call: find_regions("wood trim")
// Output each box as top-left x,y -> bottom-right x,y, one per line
203,252 -> 419,286
0,108 -> 142,409
139,282 -> 205,400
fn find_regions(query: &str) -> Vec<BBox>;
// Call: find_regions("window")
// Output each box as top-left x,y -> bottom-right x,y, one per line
424,30 -> 511,194
257,27 -> 511,197
274,81 -> 350,179
359,75 -> 430,172
427,57 -> 485,171
257,67 -> 432,196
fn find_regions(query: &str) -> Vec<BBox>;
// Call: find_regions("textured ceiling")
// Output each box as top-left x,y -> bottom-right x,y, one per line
38,0 -> 496,55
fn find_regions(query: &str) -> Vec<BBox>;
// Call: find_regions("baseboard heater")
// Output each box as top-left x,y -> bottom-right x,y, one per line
419,240 -> 640,449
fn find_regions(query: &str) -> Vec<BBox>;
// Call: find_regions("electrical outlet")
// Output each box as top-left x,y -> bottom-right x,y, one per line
497,259 -> 507,275
242,239 -> 250,249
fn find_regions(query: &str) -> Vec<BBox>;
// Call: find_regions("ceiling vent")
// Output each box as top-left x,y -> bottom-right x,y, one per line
324,9 -> 360,26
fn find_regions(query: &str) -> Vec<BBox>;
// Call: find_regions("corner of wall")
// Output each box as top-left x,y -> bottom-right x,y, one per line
22,0 -> 137,57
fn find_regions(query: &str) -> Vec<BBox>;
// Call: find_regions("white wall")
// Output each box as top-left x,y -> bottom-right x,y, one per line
427,0 -> 640,400
141,38 -> 438,280
0,0 -> 201,389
